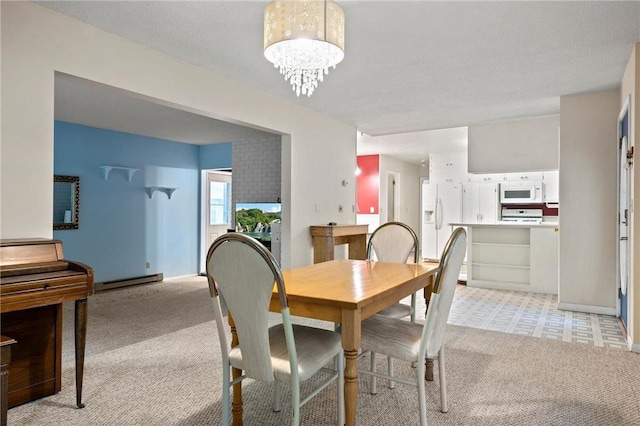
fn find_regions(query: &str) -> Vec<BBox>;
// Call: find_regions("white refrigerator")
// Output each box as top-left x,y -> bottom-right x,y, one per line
421,180 -> 463,260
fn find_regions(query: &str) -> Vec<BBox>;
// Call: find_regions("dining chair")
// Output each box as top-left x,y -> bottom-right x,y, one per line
206,233 -> 345,426
366,221 -> 420,392
358,227 -> 466,425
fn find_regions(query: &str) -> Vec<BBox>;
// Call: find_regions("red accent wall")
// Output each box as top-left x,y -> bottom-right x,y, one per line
357,155 -> 379,214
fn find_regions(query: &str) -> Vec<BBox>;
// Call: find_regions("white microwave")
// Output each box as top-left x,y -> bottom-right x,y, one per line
500,181 -> 544,204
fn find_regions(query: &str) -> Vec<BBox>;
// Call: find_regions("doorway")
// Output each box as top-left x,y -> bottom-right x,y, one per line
200,170 -> 232,273
617,98 -> 631,330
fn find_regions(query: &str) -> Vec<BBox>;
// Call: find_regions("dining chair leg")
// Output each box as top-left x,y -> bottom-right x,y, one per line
273,379 -> 282,412
416,358 -> 427,426
438,346 -> 448,413
222,362 -> 231,426
333,323 -> 341,370
291,378 -> 300,426
337,351 -> 345,426
387,356 -> 396,389
370,352 -> 378,395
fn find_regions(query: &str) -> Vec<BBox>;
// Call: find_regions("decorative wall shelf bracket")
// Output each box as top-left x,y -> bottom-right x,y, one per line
145,186 -> 177,200
100,166 -> 140,182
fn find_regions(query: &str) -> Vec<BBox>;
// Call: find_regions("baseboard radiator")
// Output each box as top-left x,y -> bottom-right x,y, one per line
95,273 -> 164,292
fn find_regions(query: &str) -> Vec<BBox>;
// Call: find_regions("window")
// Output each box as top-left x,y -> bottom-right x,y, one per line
209,181 -> 230,226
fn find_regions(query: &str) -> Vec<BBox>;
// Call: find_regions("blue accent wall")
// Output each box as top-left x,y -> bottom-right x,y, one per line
53,121 -> 231,282
200,143 -> 232,170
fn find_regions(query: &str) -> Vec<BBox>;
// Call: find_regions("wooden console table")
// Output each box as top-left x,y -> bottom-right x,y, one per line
309,224 -> 369,263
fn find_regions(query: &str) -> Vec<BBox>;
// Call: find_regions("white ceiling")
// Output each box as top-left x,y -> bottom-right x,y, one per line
38,1 -> 640,165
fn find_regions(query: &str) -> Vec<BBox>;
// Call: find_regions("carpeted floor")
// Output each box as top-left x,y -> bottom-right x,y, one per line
8,276 -> 640,425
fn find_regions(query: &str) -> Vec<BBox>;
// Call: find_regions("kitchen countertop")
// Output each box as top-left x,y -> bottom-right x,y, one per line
449,221 -> 559,228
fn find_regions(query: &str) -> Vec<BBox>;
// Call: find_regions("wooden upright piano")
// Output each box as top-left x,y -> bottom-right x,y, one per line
0,239 -> 93,409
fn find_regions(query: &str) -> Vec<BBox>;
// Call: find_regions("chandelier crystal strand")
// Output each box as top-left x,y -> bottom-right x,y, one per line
264,0 -> 345,97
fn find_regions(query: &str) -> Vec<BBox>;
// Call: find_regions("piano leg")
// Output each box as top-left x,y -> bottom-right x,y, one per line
74,299 -> 88,409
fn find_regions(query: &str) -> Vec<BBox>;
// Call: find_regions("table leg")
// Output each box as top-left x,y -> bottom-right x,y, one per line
341,310 -> 361,426
347,234 -> 367,260
74,299 -> 88,408
423,279 -> 434,381
425,359 -> 434,381
313,236 -> 335,263
229,316 -> 243,426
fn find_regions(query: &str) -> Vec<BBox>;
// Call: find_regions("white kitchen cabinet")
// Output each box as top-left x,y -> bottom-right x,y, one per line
530,226 -> 559,294
429,152 -> 468,183
503,171 -> 544,182
467,226 -> 531,291
466,223 -> 559,294
543,170 -> 559,203
462,182 -> 499,223
467,173 -> 504,183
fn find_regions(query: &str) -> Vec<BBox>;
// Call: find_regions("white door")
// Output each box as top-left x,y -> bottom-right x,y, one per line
207,171 -> 232,250
619,133 -> 630,326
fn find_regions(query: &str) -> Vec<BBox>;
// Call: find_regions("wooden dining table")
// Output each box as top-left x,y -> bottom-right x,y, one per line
227,258 -> 440,426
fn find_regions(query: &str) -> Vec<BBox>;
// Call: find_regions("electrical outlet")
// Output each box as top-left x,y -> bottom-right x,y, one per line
338,205 -> 344,213
146,262 -> 150,269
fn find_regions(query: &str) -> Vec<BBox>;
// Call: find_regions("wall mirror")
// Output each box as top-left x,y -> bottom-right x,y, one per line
53,175 -> 79,230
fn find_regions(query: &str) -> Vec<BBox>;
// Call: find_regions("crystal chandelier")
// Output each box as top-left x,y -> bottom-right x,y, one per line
264,0 -> 345,97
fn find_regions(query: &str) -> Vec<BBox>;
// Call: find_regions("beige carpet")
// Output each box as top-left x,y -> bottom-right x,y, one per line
8,276 -> 640,425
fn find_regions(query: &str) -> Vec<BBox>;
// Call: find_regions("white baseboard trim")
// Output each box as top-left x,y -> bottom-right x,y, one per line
557,302 -> 616,316
95,272 -> 164,292
164,273 -> 200,281
628,336 -> 640,353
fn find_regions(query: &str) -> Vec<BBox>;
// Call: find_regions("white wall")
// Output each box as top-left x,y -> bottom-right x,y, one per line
468,115 -> 559,173
559,89 -> 619,314
0,2 -> 356,269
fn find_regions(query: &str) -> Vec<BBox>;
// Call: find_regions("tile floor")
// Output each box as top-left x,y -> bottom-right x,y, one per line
447,284 -> 628,349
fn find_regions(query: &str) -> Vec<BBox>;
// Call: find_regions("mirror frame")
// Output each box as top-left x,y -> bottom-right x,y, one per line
53,175 -> 80,230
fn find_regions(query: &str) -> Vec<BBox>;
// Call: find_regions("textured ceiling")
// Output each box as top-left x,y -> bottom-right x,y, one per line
37,1 -> 640,164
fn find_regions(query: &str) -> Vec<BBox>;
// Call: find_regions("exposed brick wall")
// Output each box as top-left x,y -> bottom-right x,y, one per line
232,135 -> 282,219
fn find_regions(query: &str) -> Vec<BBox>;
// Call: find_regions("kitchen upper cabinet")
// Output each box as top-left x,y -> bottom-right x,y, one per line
503,171 -> 544,182
543,170 -> 559,203
429,152 -> 468,183
463,182 -> 499,223
468,173 -> 505,183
